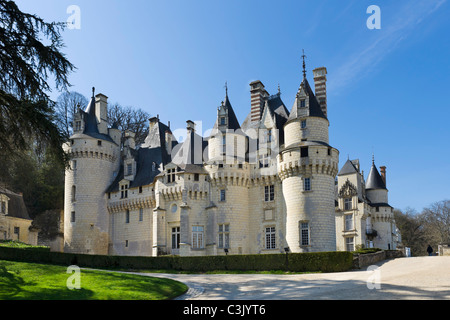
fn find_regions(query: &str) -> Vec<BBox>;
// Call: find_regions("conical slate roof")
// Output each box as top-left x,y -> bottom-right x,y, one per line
366,162 -> 387,190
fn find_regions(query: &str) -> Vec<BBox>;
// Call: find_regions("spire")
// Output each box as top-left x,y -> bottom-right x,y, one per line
225,81 -> 228,97
92,86 -> 95,98
366,156 -> 387,190
301,49 -> 307,80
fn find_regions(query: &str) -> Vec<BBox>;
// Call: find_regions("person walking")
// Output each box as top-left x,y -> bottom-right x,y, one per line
427,245 -> 433,256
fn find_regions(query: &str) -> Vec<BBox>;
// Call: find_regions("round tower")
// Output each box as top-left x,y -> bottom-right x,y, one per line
63,90 -> 120,255
278,64 -> 339,253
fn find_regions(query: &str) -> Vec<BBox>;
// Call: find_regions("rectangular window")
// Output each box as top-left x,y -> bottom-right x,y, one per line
127,163 -> 133,176
300,222 -> 310,246
218,224 -> 230,249
192,226 -> 204,249
345,214 -> 354,231
344,198 -> 352,210
301,147 -> 309,158
259,150 -> 271,168
301,120 -> 307,129
220,189 -> 226,202
300,100 -> 306,108
71,211 -> 76,223
172,227 -> 180,249
125,210 -> 130,224
14,227 -> 19,236
1,201 -> 6,214
264,185 -> 275,202
139,208 -> 143,222
222,135 -> 226,155
75,121 -> 81,131
304,178 -> 311,191
346,237 -> 354,252
220,117 -> 226,125
194,173 -> 199,181
167,168 -> 176,183
121,185 -> 128,199
265,227 -> 276,249
97,140 -> 102,146
125,240 -> 129,248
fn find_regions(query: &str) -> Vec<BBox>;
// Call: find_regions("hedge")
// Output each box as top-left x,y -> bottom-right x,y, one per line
0,246 -> 354,273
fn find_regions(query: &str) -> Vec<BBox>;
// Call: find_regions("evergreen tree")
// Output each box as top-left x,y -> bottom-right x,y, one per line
0,0 -> 74,166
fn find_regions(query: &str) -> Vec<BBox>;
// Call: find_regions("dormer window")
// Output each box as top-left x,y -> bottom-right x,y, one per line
121,184 -> 128,199
344,198 -> 352,210
167,168 -> 176,183
127,163 -> 132,176
75,121 -> 82,131
301,120 -> 307,129
220,117 -> 226,125
300,99 -> 306,108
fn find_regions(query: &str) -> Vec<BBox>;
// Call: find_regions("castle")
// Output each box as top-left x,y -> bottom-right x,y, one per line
63,59 -> 400,256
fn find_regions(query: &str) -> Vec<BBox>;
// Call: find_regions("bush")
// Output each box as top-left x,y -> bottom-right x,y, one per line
0,247 -> 354,273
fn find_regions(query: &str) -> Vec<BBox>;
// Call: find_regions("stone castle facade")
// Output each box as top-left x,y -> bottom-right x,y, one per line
63,61 -> 400,256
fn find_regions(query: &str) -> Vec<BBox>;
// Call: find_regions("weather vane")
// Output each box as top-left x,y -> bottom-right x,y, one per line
302,49 -> 307,79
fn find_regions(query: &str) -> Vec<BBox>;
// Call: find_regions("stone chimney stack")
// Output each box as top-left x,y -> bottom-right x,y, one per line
186,120 -> 196,133
380,166 -> 387,186
313,67 -> 327,117
95,93 -> 109,134
249,80 -> 268,123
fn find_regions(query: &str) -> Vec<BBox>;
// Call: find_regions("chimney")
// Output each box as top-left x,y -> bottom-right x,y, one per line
124,130 -> 135,149
380,166 -> 386,185
165,130 -> 173,156
95,93 -> 108,134
186,120 -> 196,133
313,67 -> 327,117
250,80 -> 268,123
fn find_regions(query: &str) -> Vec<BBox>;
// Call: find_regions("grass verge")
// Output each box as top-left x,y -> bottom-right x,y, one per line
0,259 -> 187,300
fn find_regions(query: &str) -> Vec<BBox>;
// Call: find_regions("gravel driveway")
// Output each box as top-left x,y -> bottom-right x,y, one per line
140,256 -> 450,300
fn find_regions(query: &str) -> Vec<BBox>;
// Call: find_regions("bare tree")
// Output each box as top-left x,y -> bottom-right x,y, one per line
421,200 -> 450,246
107,102 -> 150,146
54,91 -> 88,140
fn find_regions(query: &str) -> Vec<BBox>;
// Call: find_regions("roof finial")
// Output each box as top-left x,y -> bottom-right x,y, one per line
372,152 -> 375,165
278,83 -> 281,95
301,49 -> 307,80
224,81 -> 228,97
92,87 -> 95,98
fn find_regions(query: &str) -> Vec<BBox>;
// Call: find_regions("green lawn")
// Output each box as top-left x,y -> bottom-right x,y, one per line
0,260 -> 187,300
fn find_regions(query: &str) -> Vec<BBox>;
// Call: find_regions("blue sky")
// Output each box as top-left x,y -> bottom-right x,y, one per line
16,0 -> 450,212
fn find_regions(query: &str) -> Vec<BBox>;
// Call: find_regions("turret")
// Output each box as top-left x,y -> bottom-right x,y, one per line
63,88 -> 120,255
278,54 -> 339,253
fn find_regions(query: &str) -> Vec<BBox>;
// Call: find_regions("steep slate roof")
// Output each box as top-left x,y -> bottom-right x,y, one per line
71,94 -> 115,143
223,94 -> 240,131
171,129 -> 208,171
0,187 -> 31,220
288,77 -> 327,121
106,120 -> 178,192
366,163 -> 387,190
338,159 -> 359,176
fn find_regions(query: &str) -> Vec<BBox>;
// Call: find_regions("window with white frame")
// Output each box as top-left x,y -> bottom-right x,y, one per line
345,214 -> 353,231
346,237 -> 354,252
259,151 -> 271,168
192,226 -> 204,249
344,198 -> 352,210
264,185 -> 274,202
300,222 -> 310,246
218,224 -> 230,249
304,178 -> 311,191
265,226 -> 276,249
172,227 -> 180,249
